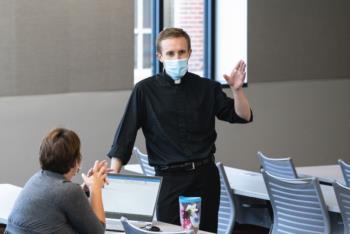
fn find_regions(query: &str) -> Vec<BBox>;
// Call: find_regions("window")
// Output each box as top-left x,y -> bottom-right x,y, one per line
134,0 -> 206,84
134,0 -> 152,84
215,0 -> 248,85
134,1 -> 248,86
163,0 -> 205,77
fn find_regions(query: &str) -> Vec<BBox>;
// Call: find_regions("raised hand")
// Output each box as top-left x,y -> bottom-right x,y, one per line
223,60 -> 246,91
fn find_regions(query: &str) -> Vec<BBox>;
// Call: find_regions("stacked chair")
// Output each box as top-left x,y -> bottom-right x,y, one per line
262,170 -> 331,234
216,162 -> 236,234
333,159 -> 350,233
133,147 -> 155,176
338,159 -> 350,186
258,151 -> 332,233
257,151 -> 298,179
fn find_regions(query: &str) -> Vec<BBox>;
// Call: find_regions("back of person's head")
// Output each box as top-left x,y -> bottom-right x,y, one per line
156,27 -> 191,54
39,128 -> 81,174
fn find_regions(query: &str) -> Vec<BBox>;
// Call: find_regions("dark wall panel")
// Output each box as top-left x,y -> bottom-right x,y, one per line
248,0 -> 350,82
0,0 -> 133,96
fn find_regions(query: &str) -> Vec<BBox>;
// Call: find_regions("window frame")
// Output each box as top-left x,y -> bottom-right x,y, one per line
144,0 -> 246,87
151,0 -> 213,79
134,0 -> 152,83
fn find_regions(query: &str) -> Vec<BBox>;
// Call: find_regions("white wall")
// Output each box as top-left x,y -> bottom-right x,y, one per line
0,91 -> 129,185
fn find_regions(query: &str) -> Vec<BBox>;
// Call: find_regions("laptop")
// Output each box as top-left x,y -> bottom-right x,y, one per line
103,173 -> 162,231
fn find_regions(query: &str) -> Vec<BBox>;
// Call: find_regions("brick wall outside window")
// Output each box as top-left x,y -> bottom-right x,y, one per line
174,0 -> 204,77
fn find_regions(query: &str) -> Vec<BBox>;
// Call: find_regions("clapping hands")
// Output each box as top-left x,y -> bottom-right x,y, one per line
82,160 -> 109,190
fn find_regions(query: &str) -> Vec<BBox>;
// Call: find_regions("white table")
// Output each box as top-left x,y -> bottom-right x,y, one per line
0,184 -> 22,224
223,166 -> 339,213
223,167 -> 269,200
124,164 -> 340,213
0,183 -> 212,233
296,164 -> 343,184
105,221 -> 212,234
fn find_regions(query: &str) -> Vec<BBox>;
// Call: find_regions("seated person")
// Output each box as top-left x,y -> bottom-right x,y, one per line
5,128 -> 107,234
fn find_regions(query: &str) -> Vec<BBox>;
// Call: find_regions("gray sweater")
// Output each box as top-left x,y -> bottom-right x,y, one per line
5,170 -> 105,234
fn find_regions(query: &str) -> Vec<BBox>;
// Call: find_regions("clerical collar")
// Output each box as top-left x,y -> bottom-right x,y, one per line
174,79 -> 181,84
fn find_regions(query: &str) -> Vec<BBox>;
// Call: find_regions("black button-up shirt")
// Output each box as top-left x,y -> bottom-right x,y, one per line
107,71 -> 253,166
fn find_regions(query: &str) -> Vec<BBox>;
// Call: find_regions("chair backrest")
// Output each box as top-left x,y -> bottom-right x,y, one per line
338,159 -> 350,187
333,181 -> 350,234
257,151 -> 298,179
133,147 -> 155,176
262,170 -> 331,234
216,162 -> 235,234
120,217 -> 193,234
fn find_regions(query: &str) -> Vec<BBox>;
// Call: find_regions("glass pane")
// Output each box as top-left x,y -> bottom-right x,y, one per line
143,34 -> 151,68
163,0 -> 204,77
134,0 -> 152,84
215,0 -> 247,84
143,0 -> 151,28
134,34 -> 138,69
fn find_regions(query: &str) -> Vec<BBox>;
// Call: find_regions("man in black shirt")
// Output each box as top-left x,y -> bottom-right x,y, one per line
107,28 -> 252,232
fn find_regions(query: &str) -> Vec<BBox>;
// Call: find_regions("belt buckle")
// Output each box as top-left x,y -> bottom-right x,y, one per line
191,162 -> 196,170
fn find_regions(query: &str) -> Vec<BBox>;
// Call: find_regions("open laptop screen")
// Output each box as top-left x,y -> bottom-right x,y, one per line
103,173 -> 162,222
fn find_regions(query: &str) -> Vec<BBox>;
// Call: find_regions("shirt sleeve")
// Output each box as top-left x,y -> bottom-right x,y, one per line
214,82 -> 253,123
107,85 -> 143,165
60,183 -> 105,234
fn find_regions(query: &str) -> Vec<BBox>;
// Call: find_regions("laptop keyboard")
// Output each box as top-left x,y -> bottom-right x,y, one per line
106,218 -> 150,232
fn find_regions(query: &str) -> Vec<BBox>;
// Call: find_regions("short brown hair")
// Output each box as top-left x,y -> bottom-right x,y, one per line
39,128 -> 81,174
156,27 -> 191,54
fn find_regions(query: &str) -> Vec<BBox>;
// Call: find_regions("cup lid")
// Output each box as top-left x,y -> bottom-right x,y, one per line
179,196 -> 201,203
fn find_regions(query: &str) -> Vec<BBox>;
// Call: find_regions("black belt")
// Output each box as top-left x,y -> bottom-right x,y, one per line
155,156 -> 215,172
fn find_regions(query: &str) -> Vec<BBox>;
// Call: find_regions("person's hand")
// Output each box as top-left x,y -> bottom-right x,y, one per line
82,160 -> 108,189
81,160 -> 108,190
109,157 -> 123,174
223,60 -> 246,91
87,160 -> 108,177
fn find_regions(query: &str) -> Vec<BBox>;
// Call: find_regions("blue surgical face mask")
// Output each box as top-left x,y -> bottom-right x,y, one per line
163,58 -> 188,80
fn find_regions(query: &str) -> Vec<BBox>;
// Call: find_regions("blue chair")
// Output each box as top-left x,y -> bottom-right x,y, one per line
262,170 -> 331,234
120,217 -> 193,234
257,151 -> 298,179
216,162 -> 270,234
216,162 -> 236,234
333,181 -> 350,234
338,159 -> 350,187
133,147 -> 155,176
